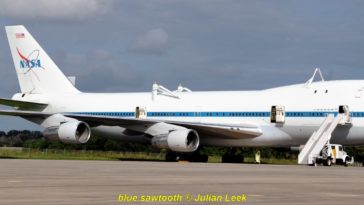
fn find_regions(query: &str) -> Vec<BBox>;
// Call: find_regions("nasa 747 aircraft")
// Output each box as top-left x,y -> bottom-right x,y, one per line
0,25 -> 362,163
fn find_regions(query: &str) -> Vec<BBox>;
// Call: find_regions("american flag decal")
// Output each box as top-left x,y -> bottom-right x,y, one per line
15,33 -> 25,39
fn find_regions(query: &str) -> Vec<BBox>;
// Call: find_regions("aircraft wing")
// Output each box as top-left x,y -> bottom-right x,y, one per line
0,110 -> 261,139
168,121 -> 262,139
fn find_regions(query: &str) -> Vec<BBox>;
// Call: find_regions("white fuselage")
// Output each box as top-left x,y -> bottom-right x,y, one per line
18,80 -> 364,147
6,25 -> 364,148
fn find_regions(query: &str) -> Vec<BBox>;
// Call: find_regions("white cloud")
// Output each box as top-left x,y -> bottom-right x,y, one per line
0,0 -> 113,20
128,28 -> 169,55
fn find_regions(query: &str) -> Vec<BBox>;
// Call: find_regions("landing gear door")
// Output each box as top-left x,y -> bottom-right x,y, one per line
271,105 -> 285,123
135,106 -> 147,119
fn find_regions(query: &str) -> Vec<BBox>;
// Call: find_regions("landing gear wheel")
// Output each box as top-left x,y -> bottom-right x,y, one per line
165,152 -> 209,162
189,154 -> 208,162
165,152 -> 178,162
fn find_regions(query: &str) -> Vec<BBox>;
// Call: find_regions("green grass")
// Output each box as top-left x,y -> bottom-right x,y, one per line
0,148 -> 297,164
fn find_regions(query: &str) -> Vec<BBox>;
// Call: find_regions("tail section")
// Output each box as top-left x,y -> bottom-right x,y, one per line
5,25 -> 80,94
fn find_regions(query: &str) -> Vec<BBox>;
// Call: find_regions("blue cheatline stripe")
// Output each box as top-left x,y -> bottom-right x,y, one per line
72,112 -> 134,117
69,111 -> 364,118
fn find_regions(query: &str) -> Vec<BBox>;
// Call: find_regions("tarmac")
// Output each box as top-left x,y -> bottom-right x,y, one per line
0,159 -> 363,205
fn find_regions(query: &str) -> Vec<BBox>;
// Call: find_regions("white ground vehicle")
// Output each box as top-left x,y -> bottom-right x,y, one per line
314,144 -> 354,166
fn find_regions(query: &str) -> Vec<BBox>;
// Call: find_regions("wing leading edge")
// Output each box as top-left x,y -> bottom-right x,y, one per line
0,110 -> 262,139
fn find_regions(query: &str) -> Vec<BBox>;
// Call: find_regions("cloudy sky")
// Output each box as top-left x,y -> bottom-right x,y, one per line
0,0 -> 364,131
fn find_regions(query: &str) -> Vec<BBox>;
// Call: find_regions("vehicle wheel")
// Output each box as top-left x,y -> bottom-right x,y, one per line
344,156 -> 351,167
325,158 -> 332,166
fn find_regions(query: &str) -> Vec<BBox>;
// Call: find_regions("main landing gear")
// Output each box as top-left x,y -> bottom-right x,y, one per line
221,148 -> 245,163
165,149 -> 208,162
165,148 -> 246,163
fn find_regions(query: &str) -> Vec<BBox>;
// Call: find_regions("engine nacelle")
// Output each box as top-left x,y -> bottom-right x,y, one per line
43,121 -> 91,144
151,129 -> 199,152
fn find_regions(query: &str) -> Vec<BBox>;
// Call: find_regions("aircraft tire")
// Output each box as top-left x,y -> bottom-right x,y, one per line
165,152 -> 178,162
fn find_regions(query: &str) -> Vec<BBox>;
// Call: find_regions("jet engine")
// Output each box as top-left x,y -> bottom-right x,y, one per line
151,129 -> 199,152
43,121 -> 91,144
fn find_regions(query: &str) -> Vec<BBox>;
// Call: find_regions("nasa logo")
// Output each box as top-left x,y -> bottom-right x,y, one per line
16,48 -> 42,69
20,59 -> 41,69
